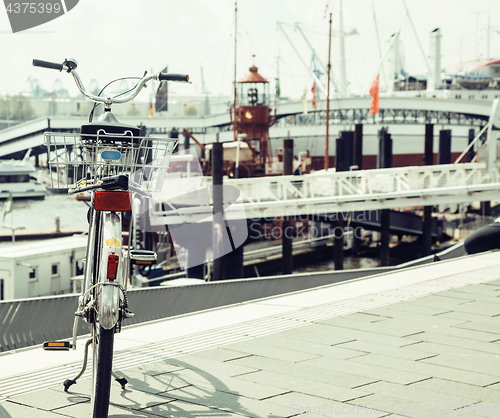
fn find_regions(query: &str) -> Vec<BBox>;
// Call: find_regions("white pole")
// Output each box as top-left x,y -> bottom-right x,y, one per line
294,23 -> 341,94
372,2 -> 387,90
277,22 -> 328,96
339,0 -> 347,96
487,14 -> 491,60
10,204 -> 14,243
434,29 -> 442,89
364,30 -> 400,94
453,123 -> 489,164
393,31 -> 400,93
486,99 -> 500,181
235,135 -> 241,177
401,0 -> 435,85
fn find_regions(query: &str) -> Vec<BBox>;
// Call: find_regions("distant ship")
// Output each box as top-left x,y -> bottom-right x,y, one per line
0,155 -> 47,199
443,58 -> 500,91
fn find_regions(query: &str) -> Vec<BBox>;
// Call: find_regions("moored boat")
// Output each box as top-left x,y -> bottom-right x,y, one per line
0,159 -> 47,200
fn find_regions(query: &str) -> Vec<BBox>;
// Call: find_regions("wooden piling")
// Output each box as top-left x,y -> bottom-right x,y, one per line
438,129 -> 452,165
334,137 -> 346,270
422,123 -> 434,257
282,138 -> 294,275
354,124 -> 363,170
211,139 -> 224,281
378,127 -> 392,266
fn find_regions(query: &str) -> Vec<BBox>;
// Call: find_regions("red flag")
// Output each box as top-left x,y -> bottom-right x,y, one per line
311,81 -> 317,110
369,74 -> 379,114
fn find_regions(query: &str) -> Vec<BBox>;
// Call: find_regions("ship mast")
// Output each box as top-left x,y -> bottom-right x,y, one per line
339,0 -> 347,96
372,2 -> 386,91
487,14 -> 491,60
233,1 -> 238,142
325,12 -> 332,170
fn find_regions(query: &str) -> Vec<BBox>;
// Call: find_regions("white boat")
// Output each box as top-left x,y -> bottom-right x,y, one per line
0,158 -> 47,200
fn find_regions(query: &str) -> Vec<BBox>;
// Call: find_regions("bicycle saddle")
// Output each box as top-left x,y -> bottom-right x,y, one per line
81,111 -> 140,143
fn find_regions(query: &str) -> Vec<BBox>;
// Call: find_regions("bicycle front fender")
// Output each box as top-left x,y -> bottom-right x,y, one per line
99,284 -> 120,330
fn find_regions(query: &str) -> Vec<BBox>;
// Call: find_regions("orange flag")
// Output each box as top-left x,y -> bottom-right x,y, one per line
369,74 -> 379,115
311,81 -> 317,110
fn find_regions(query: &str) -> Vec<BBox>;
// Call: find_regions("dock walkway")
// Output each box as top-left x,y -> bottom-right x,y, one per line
0,251 -> 499,417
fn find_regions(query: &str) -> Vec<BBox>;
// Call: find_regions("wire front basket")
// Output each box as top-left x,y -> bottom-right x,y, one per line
44,132 -> 178,192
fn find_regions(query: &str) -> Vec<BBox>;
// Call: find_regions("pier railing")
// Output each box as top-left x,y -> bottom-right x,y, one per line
151,163 -> 500,224
230,163 -> 491,203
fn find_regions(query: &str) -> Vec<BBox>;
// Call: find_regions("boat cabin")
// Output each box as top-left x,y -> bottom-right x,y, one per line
0,160 -> 47,200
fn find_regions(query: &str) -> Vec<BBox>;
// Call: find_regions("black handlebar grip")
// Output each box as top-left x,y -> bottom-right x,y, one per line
32,59 -> 64,71
158,73 -> 189,82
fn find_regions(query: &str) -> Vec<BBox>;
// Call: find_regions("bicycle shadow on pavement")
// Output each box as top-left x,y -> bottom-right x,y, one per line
115,356 -> 257,417
53,356 -> 259,417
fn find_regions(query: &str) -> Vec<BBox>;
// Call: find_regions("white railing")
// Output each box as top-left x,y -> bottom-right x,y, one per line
229,163 -> 492,204
149,162 -> 500,224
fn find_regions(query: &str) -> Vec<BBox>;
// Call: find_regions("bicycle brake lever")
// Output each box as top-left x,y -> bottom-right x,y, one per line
69,175 -> 129,194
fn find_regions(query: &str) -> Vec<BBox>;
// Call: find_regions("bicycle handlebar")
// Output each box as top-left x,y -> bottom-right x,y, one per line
32,58 -> 190,107
159,73 -> 189,82
32,59 -> 65,72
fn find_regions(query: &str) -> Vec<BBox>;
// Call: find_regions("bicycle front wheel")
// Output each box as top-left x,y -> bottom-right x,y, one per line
91,325 -> 115,418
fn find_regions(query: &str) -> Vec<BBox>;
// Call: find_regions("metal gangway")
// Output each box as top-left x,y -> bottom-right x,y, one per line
151,162 -> 500,225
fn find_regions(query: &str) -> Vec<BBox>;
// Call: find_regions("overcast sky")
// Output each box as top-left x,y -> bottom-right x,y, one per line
0,0 -> 499,100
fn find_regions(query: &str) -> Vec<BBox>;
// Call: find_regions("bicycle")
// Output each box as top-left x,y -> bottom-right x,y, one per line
35,58 -> 189,418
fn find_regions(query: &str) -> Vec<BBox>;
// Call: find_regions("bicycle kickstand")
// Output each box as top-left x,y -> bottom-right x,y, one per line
63,338 -> 92,392
112,371 -> 128,390
62,338 -> 128,391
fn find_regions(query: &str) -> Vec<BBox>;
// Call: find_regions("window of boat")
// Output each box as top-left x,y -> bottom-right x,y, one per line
0,279 -> 3,300
51,263 -> 59,276
75,260 -> 84,276
29,268 -> 36,280
1,175 -> 30,183
13,175 -> 29,183
455,95 -> 461,99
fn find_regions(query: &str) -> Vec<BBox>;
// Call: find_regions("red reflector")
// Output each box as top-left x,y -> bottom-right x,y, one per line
95,191 -> 131,211
107,253 -> 119,280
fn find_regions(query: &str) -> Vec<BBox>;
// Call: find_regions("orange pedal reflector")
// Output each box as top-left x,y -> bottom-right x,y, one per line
43,341 -> 72,350
95,191 -> 131,211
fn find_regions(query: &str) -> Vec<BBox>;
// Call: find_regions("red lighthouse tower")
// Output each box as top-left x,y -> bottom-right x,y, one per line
230,63 -> 275,176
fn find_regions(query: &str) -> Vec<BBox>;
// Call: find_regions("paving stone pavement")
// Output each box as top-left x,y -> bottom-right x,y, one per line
1,254 -> 500,417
